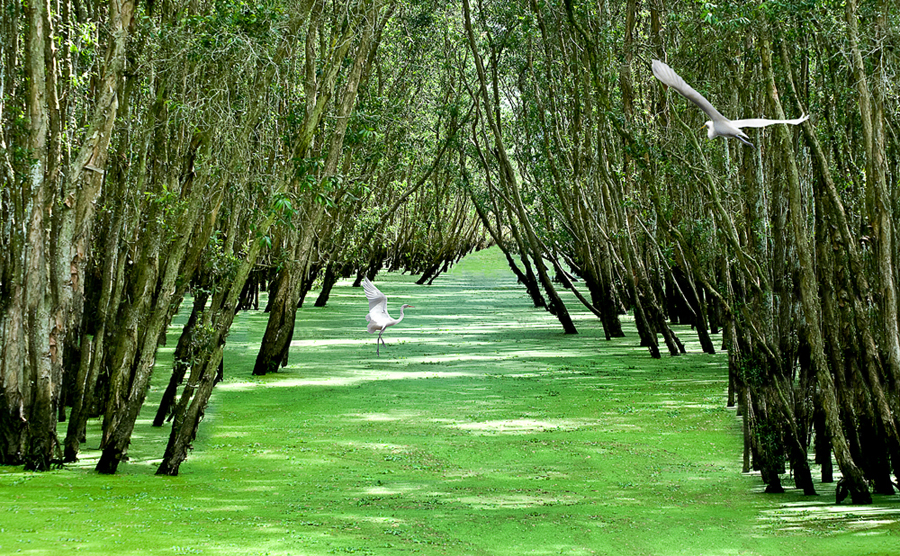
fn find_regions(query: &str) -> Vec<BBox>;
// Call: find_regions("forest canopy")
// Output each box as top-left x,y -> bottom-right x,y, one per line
0,0 -> 897,506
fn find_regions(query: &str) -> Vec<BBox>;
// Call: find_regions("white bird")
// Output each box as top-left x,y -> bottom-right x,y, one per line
363,276 -> 413,356
652,59 -> 809,148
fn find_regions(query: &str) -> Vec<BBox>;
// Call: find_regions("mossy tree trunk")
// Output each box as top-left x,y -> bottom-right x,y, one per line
253,0 -> 384,375
0,0 -> 135,470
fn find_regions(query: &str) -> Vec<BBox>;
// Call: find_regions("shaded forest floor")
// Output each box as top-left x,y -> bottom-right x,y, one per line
2,247 -> 899,555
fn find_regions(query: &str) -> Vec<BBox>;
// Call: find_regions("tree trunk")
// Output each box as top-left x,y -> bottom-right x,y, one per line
314,261 -> 341,307
845,0 -> 900,403
761,36 -> 870,503
253,254 -> 304,376
157,327 -> 227,476
254,1 -> 381,374
156,205 -> 276,474
16,0 -> 55,471
463,0 -> 575,334
97,145 -> 220,473
153,291 -> 209,427
0,0 -> 136,470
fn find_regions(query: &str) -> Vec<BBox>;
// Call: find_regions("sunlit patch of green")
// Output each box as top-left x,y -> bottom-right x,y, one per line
756,500 -> 900,536
1,247 -> 899,555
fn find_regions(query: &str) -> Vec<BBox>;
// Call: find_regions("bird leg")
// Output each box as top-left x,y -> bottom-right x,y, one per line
735,133 -> 755,148
376,330 -> 384,356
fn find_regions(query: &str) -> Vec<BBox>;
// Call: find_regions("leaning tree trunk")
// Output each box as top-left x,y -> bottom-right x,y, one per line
96,154 -> 221,474
253,248 -> 305,376
778,35 -> 900,494
463,0 -> 575,333
845,0 -> 900,399
156,201 -> 278,474
253,1 -> 380,374
761,36 -> 871,503
153,291 -> 210,427
156,292 -> 237,476
63,206 -> 127,462
314,261 -> 341,307
466,182 -> 541,306
152,18 -> 323,463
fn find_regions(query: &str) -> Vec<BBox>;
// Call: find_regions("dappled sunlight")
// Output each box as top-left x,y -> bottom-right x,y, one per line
358,483 -> 424,497
333,441 -> 411,452
447,418 -> 601,435
403,348 -> 606,363
216,380 -> 279,391
348,468 -> 589,515
355,515 -> 406,526
343,412 -> 423,423
757,501 -> 900,535
454,491 -> 582,509
644,400 -> 723,410
290,338 -> 372,348
428,315 -> 541,324
403,352 -> 505,363
217,369 -> 483,389
52,416 -> 170,473
8,249 -> 898,556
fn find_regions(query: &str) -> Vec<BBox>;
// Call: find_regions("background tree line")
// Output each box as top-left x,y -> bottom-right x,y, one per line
1,0 -> 898,505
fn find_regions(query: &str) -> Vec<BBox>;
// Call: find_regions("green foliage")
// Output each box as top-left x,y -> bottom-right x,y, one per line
291,157 -> 323,190
67,20 -> 99,68
697,1 -> 754,29
180,0 -> 286,44
143,184 -> 190,241
204,231 -> 241,286
737,351 -> 768,387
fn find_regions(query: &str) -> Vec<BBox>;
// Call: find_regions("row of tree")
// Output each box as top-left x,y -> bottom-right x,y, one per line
458,0 -> 898,504
2,0 -> 898,505
1,0 -> 487,475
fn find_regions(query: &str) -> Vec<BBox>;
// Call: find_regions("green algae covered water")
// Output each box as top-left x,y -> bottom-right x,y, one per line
1,247 -> 898,555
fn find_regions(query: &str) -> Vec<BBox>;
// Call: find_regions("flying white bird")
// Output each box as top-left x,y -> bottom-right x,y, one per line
652,59 -> 809,148
363,276 -> 413,356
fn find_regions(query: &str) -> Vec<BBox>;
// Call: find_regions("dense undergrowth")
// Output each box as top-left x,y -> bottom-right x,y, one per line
1,247 -> 898,555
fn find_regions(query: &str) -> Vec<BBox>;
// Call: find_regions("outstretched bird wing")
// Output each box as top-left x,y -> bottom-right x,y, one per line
729,115 -> 809,129
652,59 -> 728,123
363,276 -> 390,325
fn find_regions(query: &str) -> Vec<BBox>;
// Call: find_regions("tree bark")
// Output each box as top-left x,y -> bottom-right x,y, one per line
254,1 -> 382,374
761,36 -> 870,503
16,0 -> 54,471
463,0 -> 576,334
153,291 -> 210,427
845,0 -> 900,397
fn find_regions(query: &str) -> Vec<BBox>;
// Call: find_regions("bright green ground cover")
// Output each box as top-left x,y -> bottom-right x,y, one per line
2,247 -> 899,555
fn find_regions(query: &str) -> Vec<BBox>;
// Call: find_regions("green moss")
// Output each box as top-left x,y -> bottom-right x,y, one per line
2,247 -> 898,555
